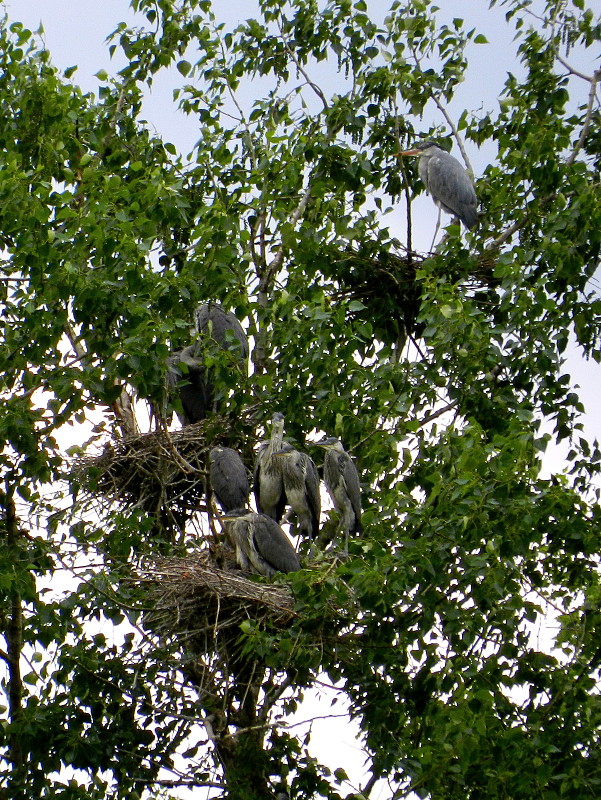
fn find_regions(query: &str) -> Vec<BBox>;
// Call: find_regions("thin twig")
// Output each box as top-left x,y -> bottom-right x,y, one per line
431,94 -> 473,176
279,22 -> 329,110
555,53 -> 594,83
565,68 -> 600,169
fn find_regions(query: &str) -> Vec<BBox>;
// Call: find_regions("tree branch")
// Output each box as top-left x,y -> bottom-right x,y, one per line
64,315 -> 138,435
257,674 -> 294,722
565,67 -> 600,169
555,53 -> 595,83
2,484 -> 25,782
279,22 -> 329,111
361,771 -> 380,798
431,93 -> 474,176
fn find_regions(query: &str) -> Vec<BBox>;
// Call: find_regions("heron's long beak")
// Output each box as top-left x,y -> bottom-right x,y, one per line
397,148 -> 420,157
222,508 -> 248,519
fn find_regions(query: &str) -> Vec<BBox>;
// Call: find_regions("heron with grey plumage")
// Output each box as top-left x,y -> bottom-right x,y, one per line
398,141 -> 478,249
254,413 -> 321,544
167,302 -> 249,425
222,508 -> 301,578
314,437 -> 362,555
209,446 -> 250,513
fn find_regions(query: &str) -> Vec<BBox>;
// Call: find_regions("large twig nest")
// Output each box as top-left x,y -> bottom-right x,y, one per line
323,244 -> 496,347
138,550 -> 297,652
71,416 -> 254,534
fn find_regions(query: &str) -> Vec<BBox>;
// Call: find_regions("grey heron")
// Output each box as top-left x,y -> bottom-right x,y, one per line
315,437 -> 362,553
223,509 -> 301,578
254,414 -> 321,542
398,141 -> 477,244
209,446 -> 250,512
167,302 -> 248,425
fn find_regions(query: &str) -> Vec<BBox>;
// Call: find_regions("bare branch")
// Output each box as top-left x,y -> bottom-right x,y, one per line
555,53 -> 595,83
284,712 -> 352,731
431,94 -> 474,176
565,68 -> 600,169
279,22 -> 329,111
419,401 -> 458,427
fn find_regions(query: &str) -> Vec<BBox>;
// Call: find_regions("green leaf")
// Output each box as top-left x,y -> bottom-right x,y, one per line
177,60 -> 192,77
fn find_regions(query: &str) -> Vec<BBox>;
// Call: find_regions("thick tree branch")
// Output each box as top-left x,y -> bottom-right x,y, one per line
361,771 -> 379,798
2,485 -> 25,784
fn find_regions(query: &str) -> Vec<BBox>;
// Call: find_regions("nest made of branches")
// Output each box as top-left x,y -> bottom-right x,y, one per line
322,243 -> 497,347
71,415 -> 255,531
137,550 -> 297,656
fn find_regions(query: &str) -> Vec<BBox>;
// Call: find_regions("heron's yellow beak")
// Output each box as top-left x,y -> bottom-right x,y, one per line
397,148 -> 420,157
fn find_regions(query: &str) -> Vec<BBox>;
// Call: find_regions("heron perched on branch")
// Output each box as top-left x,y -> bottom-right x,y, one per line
223,509 -> 301,578
254,414 -> 321,542
398,141 -> 477,244
315,437 -> 362,554
167,302 -> 249,425
209,447 -> 250,513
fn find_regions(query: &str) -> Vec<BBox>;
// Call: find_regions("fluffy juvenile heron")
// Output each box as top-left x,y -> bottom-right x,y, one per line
167,302 -> 248,425
223,509 -> 301,578
254,414 -> 321,542
398,141 -> 477,242
254,413 -> 286,521
315,437 -> 362,554
209,446 -> 250,512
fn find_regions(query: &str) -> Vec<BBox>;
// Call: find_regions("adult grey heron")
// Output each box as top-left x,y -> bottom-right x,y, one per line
223,509 -> 301,578
209,446 -> 250,513
167,302 -> 248,425
398,141 -> 477,243
254,414 -> 321,542
315,437 -> 362,553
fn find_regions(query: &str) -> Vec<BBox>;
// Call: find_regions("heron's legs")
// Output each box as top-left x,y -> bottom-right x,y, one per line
429,206 -> 442,252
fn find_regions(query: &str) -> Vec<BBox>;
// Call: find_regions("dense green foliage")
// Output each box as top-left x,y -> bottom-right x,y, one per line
0,0 -> 600,797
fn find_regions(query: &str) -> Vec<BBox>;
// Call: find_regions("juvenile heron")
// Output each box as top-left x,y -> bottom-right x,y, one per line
315,437 -> 362,553
194,302 -> 249,355
209,446 -> 250,512
223,509 -> 301,578
254,413 -> 287,522
398,141 -> 477,242
254,414 -> 321,542
167,302 -> 248,425
166,344 -> 209,425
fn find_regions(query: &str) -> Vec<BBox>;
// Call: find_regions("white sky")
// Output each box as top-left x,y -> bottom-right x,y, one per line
6,1 -> 601,797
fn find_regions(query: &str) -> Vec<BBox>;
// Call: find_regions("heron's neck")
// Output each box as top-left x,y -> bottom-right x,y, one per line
267,422 -> 284,457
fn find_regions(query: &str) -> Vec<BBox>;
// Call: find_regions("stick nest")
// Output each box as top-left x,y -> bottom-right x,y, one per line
138,550 -> 297,654
324,244 -> 497,347
71,416 -> 254,534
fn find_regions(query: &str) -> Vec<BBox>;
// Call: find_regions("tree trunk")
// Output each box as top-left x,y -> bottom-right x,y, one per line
2,486 -> 25,796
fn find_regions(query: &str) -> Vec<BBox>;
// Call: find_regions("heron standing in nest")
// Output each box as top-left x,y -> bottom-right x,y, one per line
398,140 -> 477,249
314,437 -> 362,554
254,413 -> 321,543
223,509 -> 301,578
209,446 -> 250,512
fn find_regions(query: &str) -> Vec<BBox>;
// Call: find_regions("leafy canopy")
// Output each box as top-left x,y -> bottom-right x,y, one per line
0,0 -> 600,798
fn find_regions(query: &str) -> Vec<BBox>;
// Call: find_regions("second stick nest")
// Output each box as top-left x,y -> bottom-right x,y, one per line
137,550 -> 298,668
